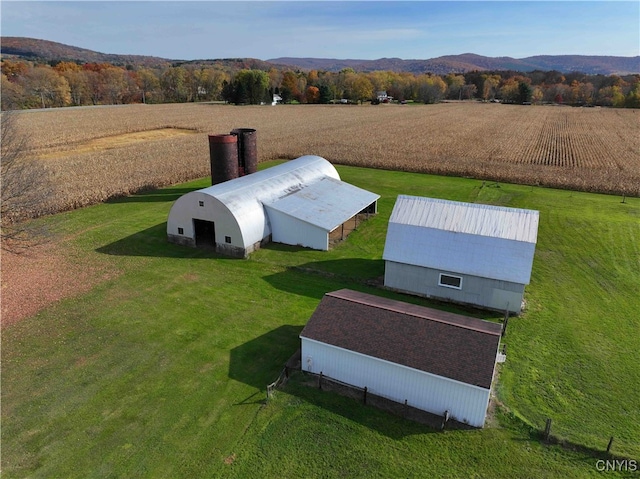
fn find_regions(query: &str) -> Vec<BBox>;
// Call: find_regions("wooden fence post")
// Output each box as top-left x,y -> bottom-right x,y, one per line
502,309 -> 509,337
544,418 -> 552,440
441,410 -> 450,431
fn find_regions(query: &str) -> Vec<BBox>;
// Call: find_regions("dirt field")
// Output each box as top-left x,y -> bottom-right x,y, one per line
1,239 -> 120,327
7,102 -> 640,221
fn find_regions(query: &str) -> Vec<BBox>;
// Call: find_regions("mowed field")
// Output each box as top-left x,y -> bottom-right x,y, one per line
10,101 -> 640,220
2,164 -> 639,478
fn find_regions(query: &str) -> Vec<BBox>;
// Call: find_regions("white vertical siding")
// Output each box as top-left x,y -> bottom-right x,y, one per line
266,208 -> 329,250
301,338 -> 491,428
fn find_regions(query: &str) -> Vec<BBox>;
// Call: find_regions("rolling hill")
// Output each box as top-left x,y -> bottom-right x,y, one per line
2,37 -> 638,75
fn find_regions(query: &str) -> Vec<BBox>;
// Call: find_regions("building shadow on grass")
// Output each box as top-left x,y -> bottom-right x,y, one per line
283,370 -> 449,440
96,222 -> 233,259
263,259 -> 498,320
106,186 -> 201,204
259,242 -> 315,254
262,258 -> 384,300
229,324 -> 439,439
229,324 -> 304,391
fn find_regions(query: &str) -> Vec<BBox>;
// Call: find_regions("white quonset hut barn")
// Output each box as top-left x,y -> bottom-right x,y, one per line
167,156 -> 379,257
300,289 -> 502,427
383,195 -> 539,314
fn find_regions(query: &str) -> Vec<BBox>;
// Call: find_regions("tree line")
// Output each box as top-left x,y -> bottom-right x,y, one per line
2,58 -> 639,110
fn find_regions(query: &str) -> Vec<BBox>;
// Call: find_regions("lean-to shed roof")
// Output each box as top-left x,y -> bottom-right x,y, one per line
300,289 -> 502,389
264,177 -> 380,232
383,195 -> 539,284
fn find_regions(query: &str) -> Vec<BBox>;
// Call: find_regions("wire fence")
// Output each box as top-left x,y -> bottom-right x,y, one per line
536,417 -> 637,462
267,352 -> 473,432
267,351 -> 638,460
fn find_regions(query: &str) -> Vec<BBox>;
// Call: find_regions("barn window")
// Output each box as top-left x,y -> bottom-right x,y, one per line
178,227 -> 184,235
439,273 -> 462,290
225,236 -> 231,243
199,201 -> 204,207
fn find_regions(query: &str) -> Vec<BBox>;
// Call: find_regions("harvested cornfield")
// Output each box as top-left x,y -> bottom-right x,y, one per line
6,102 -> 639,218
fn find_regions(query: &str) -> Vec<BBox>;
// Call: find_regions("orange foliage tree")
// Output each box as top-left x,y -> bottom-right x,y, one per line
305,86 -> 320,104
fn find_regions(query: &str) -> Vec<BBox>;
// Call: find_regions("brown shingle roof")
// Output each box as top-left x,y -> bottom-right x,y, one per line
300,289 -> 502,389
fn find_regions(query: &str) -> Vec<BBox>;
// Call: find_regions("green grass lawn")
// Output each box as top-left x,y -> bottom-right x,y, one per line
2,163 -> 638,478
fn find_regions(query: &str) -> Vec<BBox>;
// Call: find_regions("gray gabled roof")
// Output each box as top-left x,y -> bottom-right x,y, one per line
388,195 -> 539,242
383,195 -> 539,284
300,289 -> 502,389
264,177 -> 379,232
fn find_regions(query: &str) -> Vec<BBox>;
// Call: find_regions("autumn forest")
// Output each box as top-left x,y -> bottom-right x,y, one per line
2,57 -> 640,110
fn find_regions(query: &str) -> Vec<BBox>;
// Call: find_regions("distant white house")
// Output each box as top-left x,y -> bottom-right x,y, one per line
383,195 -> 539,313
167,156 -> 379,257
376,91 -> 393,102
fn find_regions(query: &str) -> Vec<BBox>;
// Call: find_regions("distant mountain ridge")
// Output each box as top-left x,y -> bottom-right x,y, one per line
268,54 -> 640,75
2,37 -> 638,75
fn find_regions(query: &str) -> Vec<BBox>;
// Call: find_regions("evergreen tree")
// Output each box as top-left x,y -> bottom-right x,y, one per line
518,81 -> 533,104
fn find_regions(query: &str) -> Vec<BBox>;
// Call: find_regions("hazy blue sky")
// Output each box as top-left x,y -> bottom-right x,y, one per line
2,1 -> 639,60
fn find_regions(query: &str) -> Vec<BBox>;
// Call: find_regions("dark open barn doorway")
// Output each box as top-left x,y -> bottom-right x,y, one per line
194,219 -> 216,247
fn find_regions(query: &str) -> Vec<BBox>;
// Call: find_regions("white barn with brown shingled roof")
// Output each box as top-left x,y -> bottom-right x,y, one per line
300,289 -> 502,427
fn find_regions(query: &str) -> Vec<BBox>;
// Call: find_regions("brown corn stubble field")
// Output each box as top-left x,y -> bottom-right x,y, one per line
9,102 -> 640,217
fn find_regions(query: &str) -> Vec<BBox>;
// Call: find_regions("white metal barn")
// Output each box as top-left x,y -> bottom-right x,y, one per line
300,289 -> 502,428
383,195 -> 539,314
166,155 -> 379,257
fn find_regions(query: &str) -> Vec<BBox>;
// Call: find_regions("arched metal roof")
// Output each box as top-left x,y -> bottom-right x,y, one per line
167,156 -> 341,250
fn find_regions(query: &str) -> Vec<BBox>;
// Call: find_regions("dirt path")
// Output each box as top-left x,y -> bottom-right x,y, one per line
1,240 -> 117,328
